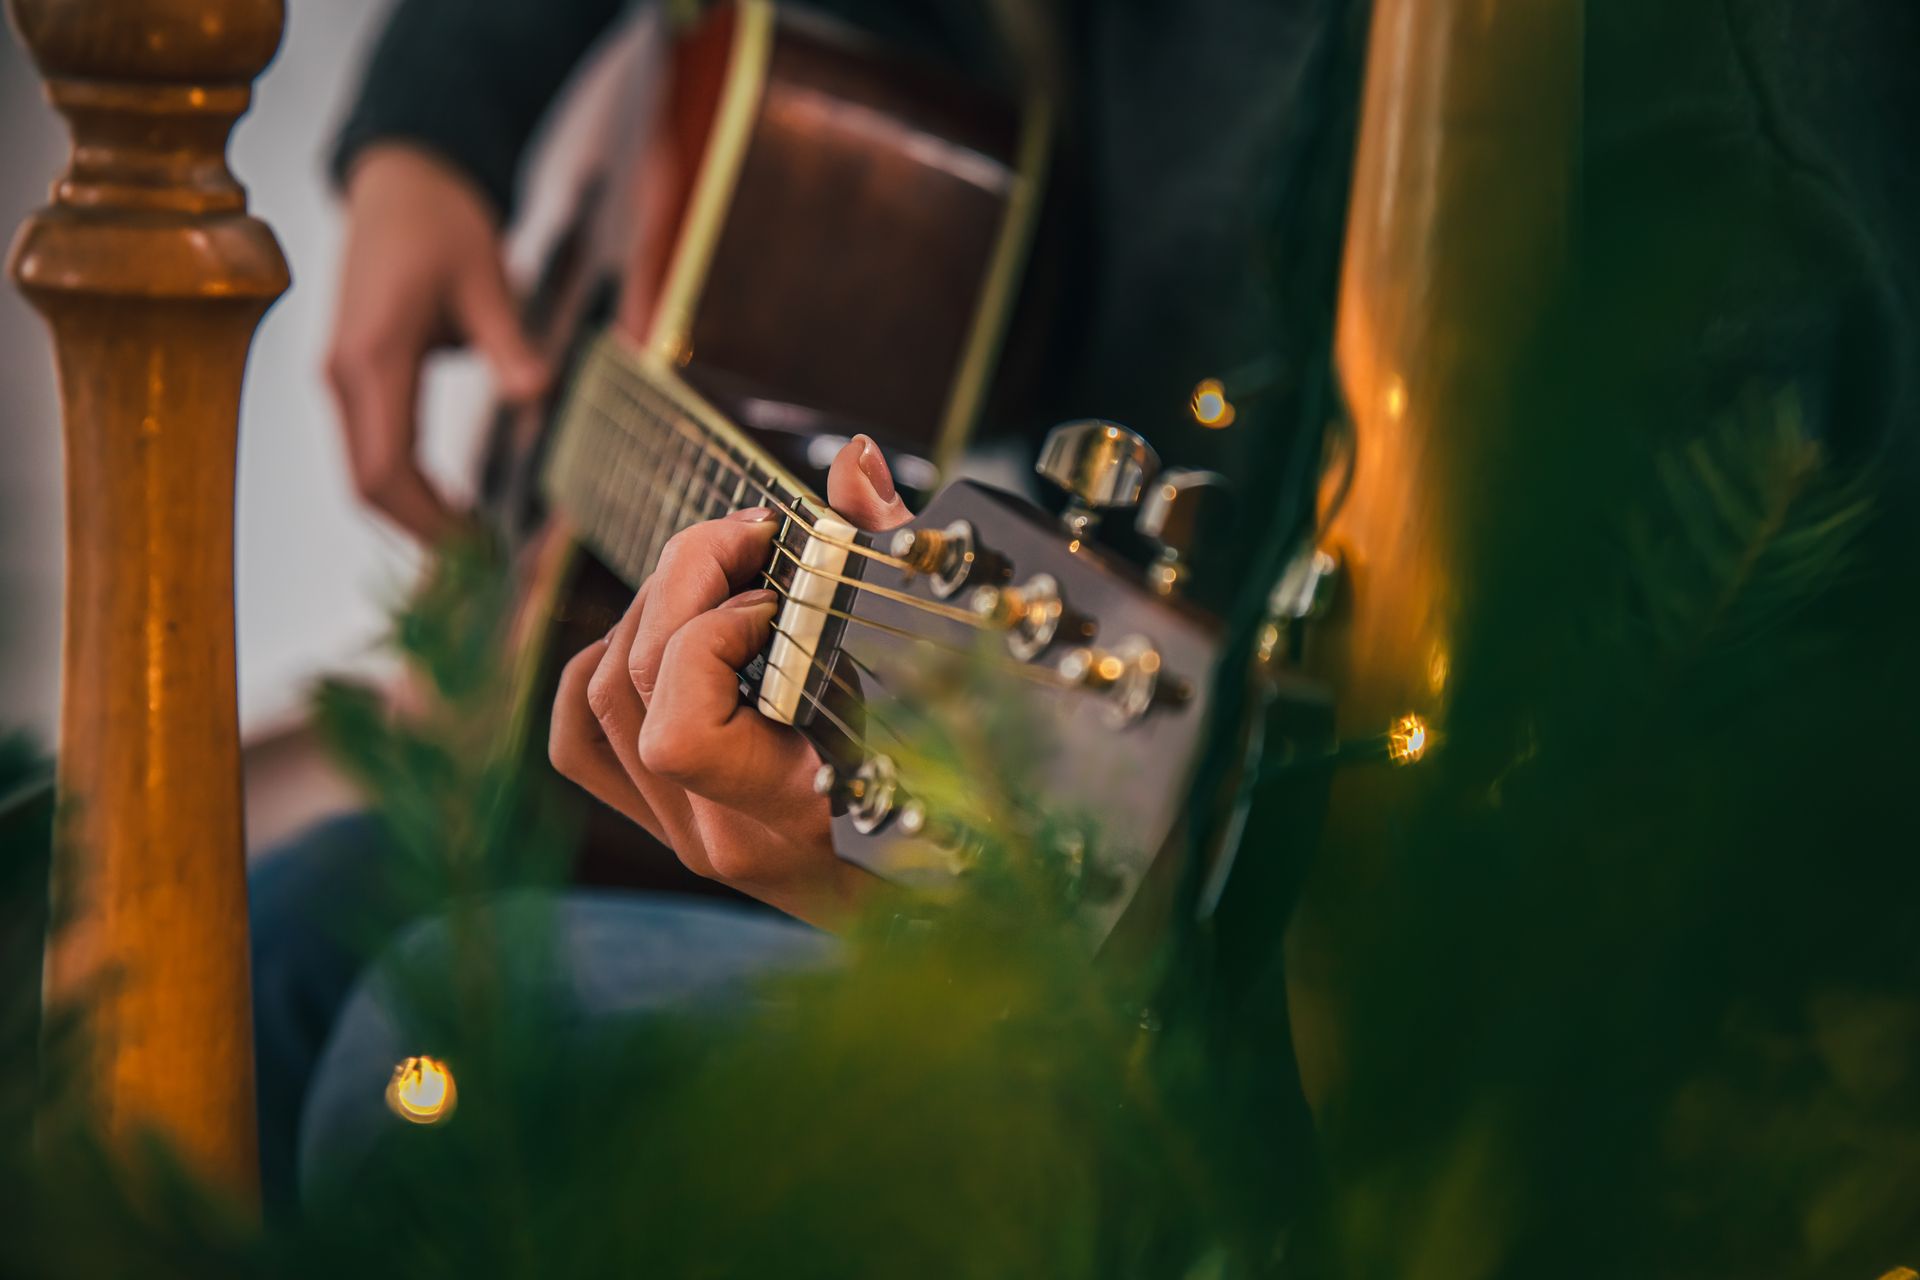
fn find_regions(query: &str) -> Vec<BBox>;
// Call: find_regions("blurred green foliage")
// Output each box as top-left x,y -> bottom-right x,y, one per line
2,1 -> 1918,1276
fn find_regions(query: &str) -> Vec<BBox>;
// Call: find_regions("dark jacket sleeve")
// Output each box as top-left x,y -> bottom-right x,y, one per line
330,0 -> 628,219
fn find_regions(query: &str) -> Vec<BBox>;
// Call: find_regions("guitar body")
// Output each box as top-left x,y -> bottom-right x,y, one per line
486,1 -> 1046,893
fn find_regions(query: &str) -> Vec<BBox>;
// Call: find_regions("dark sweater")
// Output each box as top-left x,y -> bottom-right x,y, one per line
330,0 -> 1355,484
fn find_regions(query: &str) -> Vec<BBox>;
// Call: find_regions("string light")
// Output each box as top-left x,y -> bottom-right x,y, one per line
1255,710 -> 1440,783
1190,378 -> 1236,429
386,1055 -> 457,1126
1384,375 -> 1408,421
1387,713 -> 1432,766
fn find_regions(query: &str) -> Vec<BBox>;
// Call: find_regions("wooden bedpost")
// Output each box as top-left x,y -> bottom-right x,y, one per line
6,0 -> 289,1198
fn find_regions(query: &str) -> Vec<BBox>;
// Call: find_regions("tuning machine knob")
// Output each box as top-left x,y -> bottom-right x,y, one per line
813,755 -> 899,834
970,573 -> 1079,661
1135,469 -> 1233,596
1058,635 -> 1166,725
889,519 -> 1003,600
1035,419 -> 1160,537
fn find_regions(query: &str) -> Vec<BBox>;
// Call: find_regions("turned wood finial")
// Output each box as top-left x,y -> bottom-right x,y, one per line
7,0 -> 290,1200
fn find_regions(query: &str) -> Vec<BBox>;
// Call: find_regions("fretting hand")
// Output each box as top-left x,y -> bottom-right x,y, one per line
547,437 -> 914,928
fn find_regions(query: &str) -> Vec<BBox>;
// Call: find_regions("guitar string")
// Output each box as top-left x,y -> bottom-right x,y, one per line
556,367 -> 1083,699
577,394 -> 852,595
582,376 -> 915,572
756,582 -> 931,715
562,428 -> 1010,675
763,613 -> 916,749
762,619 -> 931,758
572,398 -> 996,631
559,434 -> 1077,692
766,540 -> 985,627
584,387 -> 914,574
757,642 -> 871,756
550,361 -> 1072,762
562,411 -> 801,583
562,424 -> 1073,720
750,566 -> 1076,692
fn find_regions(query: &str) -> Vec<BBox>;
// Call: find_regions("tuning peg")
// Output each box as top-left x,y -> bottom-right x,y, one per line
1135,469 -> 1233,596
814,756 -> 899,833
1058,635 -> 1165,725
888,519 -> 1004,600
1035,419 -> 1160,536
971,573 -> 1076,661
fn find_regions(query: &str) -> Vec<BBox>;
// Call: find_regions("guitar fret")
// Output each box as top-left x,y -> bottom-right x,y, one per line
729,454 -> 749,510
684,445 -> 710,535
613,427 -> 649,582
622,379 -> 669,580
625,383 -> 666,574
545,334 -> 849,594
597,366 -> 631,574
644,432 -> 694,578
605,364 -> 650,582
673,439 -> 706,540
584,361 -> 623,567
628,387 -> 669,576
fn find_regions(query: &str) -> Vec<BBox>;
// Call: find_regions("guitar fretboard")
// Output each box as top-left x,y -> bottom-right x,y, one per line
542,333 -> 826,590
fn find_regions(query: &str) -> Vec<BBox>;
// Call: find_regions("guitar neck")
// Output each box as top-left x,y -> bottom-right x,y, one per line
542,332 -> 829,589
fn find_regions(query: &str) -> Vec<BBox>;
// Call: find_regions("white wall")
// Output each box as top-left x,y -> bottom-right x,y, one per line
0,19 -> 66,744
1,0 -> 492,745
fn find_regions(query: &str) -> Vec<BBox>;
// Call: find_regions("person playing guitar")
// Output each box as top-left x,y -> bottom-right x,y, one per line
260,0 -> 1347,1210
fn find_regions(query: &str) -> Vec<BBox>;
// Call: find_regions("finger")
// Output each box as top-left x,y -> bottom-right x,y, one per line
826,434 -> 914,533
683,794 -> 852,926
629,508 -> 779,706
639,592 -> 824,827
326,342 -> 457,542
547,638 -> 666,842
578,585 -> 710,863
449,252 -> 550,402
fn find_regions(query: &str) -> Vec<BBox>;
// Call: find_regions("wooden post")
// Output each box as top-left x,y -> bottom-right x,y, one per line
6,0 -> 289,1197
1289,0 -> 1583,1102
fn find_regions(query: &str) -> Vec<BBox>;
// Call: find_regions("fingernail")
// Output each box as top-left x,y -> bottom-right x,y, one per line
725,588 -> 779,610
728,507 -> 776,523
855,435 -> 897,503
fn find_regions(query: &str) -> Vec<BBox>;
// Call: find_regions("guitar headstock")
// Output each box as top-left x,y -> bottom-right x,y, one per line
789,424 -> 1231,943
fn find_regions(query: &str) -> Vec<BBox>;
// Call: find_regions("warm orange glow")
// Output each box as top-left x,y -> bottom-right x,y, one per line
1384,375 -> 1408,420
1190,378 -> 1236,429
386,1055 -> 457,1125
1095,654 -> 1127,683
1876,1270 -> 1917,1280
1387,712 -> 1432,765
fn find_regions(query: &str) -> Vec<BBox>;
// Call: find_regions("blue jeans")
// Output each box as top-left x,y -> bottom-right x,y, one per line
250,814 -> 832,1211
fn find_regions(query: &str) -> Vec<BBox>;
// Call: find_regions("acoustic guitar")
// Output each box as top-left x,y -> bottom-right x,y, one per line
488,0 -> 1323,942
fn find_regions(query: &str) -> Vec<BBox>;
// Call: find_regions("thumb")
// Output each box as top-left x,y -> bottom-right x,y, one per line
827,435 -> 914,533
451,251 -> 550,403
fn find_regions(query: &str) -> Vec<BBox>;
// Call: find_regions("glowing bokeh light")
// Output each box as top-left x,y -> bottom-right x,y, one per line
1387,712 -> 1432,765
1384,376 -> 1408,421
386,1055 -> 458,1126
1190,378 -> 1236,429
